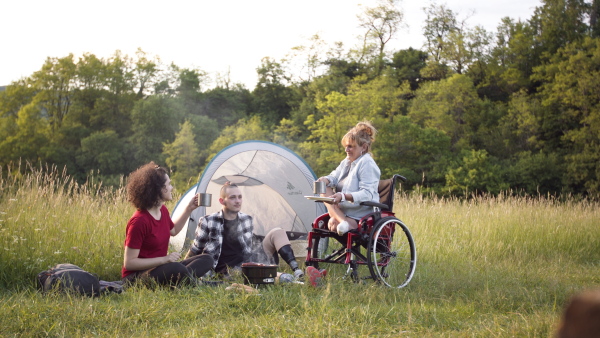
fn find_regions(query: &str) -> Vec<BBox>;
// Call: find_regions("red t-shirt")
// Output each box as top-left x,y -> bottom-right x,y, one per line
121,205 -> 174,278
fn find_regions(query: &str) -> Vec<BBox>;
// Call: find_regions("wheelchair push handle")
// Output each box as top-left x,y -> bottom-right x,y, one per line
395,174 -> 407,182
360,174 -> 407,210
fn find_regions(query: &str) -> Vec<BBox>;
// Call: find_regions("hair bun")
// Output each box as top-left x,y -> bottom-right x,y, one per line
355,121 -> 376,141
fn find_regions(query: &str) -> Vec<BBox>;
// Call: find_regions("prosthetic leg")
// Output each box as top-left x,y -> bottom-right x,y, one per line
276,244 -> 304,279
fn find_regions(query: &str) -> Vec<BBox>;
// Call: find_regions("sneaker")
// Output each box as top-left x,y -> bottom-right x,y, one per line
293,269 -> 304,280
279,273 -> 295,283
306,266 -> 325,287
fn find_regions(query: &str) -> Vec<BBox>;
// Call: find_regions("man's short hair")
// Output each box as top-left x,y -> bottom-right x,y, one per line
220,181 -> 239,198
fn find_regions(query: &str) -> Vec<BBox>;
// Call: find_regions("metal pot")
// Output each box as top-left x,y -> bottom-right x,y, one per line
241,263 -> 278,286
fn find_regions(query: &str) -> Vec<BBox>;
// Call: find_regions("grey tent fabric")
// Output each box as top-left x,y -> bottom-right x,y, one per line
170,141 -> 326,253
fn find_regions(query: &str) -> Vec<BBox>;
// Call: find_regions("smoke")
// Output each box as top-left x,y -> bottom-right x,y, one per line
250,236 -> 276,266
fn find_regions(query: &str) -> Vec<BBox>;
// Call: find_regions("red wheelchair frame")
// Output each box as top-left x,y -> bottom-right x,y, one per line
304,175 -> 417,288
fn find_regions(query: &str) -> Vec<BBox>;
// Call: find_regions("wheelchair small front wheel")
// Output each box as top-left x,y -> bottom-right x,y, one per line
366,217 -> 417,288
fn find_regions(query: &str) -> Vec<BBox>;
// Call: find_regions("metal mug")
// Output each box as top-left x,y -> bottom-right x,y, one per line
313,181 -> 326,194
196,193 -> 212,207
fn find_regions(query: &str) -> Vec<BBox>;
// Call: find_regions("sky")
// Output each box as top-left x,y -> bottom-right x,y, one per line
1,0 -> 541,89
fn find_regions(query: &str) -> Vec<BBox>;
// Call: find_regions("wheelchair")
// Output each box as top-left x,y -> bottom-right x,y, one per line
304,175 -> 417,288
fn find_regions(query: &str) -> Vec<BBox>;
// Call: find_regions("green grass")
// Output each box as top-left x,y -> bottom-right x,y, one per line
1,165 -> 599,337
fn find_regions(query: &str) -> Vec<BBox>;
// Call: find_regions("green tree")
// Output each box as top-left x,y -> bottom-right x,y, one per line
174,66 -> 207,118
0,80 -> 37,164
444,149 -> 508,195
422,3 -> 492,75
390,48 -> 428,90
300,75 -> 408,174
199,86 -> 251,129
533,37 -> 600,194
422,3 -> 457,64
252,57 -> 294,126
530,0 -> 590,58
285,34 -> 328,83
507,151 -> 563,194
163,120 -> 201,190
89,51 -> 137,136
130,95 -> 184,166
0,102 -> 49,164
29,55 -> 77,134
71,53 -> 107,124
356,0 -> 404,76
408,74 -> 482,147
0,79 -> 36,118
376,115 -> 451,190
132,48 -> 160,98
591,0 -> 600,37
301,90 -> 358,172
285,58 -> 361,141
186,114 -> 220,166
204,116 -> 270,164
500,89 -> 544,152
77,130 -> 127,183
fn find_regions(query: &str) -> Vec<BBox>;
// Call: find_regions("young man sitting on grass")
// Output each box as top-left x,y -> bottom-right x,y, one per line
186,182 -> 314,283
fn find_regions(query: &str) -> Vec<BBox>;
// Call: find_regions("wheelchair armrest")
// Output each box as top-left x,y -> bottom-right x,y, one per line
360,201 -> 389,210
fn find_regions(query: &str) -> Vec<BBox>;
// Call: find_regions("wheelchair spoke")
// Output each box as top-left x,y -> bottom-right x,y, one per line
367,217 -> 417,288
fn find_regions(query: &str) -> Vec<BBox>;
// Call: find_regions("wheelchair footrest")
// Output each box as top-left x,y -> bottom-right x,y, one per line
312,228 -> 335,235
311,228 -> 360,236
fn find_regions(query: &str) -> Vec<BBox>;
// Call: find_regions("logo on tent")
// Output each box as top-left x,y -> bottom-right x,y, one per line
287,181 -> 302,195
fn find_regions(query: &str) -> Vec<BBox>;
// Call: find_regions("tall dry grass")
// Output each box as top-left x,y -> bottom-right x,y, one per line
1,165 -> 599,336
0,162 -> 130,286
397,192 -> 599,305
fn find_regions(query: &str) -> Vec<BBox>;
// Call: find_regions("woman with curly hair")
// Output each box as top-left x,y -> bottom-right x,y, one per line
121,162 -> 213,287
315,121 -> 381,235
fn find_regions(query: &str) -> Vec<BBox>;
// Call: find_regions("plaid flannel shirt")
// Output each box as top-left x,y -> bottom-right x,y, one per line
188,210 -> 254,269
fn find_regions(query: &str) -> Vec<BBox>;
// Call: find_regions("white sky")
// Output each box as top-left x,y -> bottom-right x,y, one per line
1,0 -> 541,89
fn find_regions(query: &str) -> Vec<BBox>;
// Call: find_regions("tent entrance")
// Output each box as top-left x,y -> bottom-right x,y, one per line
170,141 -> 326,254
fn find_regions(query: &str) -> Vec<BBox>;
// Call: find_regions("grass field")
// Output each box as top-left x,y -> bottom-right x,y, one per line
1,165 -> 599,337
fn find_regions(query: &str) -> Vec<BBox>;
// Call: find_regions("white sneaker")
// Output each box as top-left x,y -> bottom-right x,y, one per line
337,221 -> 350,235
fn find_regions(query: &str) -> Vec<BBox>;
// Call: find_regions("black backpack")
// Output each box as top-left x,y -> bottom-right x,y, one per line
37,263 -> 101,297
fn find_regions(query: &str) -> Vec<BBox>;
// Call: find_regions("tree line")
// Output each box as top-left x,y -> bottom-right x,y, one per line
1,0 -> 599,197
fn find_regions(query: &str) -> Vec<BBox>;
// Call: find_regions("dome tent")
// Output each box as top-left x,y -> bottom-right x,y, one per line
170,140 -> 326,254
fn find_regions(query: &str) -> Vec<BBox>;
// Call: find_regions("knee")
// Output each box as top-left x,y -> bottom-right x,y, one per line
164,262 -> 189,276
187,254 -> 214,277
264,228 -> 283,243
196,254 -> 215,267
263,228 -> 289,252
265,227 -> 284,238
151,262 -> 190,285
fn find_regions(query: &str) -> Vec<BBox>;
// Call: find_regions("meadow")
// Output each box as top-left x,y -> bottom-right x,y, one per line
1,164 -> 599,337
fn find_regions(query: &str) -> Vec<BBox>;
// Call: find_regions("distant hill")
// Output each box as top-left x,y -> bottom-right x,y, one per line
0,86 -> 6,92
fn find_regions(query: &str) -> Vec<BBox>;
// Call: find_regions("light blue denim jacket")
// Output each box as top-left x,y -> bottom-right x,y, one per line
324,153 -> 381,219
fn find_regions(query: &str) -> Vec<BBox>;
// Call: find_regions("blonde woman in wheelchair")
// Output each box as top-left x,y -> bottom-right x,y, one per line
316,121 -> 381,236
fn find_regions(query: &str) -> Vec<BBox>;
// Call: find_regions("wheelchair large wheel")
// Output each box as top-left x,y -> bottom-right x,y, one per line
366,216 -> 416,288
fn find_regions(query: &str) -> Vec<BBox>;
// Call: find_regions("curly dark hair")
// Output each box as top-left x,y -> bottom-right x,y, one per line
126,162 -> 168,210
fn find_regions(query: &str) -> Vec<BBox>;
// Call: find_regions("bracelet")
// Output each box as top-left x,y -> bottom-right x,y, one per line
340,193 -> 346,202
